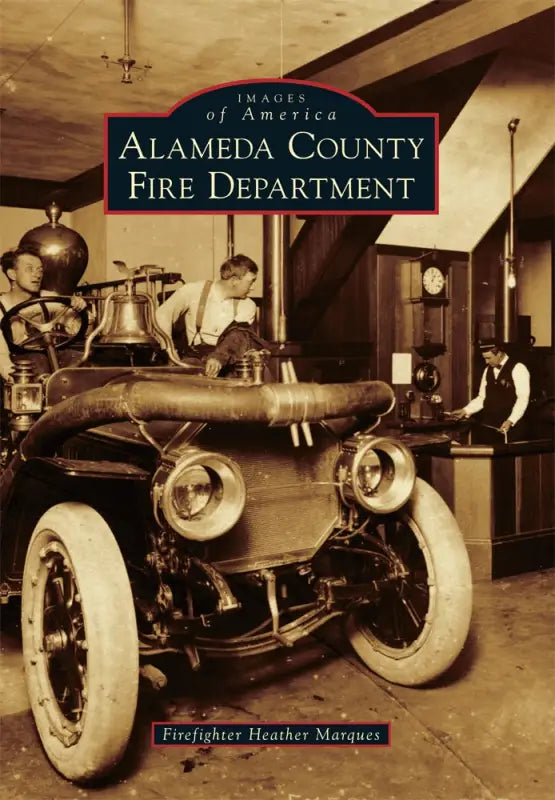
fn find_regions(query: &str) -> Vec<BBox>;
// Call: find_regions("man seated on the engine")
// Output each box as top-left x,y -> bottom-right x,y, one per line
155,253 -> 259,377
0,245 -> 86,379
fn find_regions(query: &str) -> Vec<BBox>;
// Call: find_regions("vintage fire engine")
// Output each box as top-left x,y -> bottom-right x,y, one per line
0,265 -> 472,783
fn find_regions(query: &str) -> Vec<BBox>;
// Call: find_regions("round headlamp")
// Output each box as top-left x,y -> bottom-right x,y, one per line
335,434 -> 416,514
152,448 -> 246,541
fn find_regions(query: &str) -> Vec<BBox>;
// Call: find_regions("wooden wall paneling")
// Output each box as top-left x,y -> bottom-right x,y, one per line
453,456 -> 493,580
518,454 -> 543,533
411,280 -> 425,352
392,260 -> 414,407
471,222 -> 504,391
290,215 -> 348,303
362,247 -> 376,346
289,215 -> 347,334
376,253 -> 398,385
367,247 -> 378,378
541,452 -> 555,530
289,215 -> 388,339
443,265 -> 454,408
493,457 -> 517,537
472,224 -> 502,323
454,457 -> 493,542
491,532 -> 555,580
451,259 -> 470,406
430,456 -> 455,512
397,260 -> 413,351
431,302 -> 452,408
314,246 -> 374,343
393,259 -> 404,351
514,455 -> 523,537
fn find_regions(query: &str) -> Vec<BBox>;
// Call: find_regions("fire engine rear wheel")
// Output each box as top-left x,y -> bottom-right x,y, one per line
345,478 -> 472,686
21,502 -> 139,782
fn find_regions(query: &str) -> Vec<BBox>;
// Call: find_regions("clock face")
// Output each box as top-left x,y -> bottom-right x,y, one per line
422,266 -> 446,296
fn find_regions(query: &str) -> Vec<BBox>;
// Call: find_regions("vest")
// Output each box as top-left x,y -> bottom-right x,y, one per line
482,356 -> 519,428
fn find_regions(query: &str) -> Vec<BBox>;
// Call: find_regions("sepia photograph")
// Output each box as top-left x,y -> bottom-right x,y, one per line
1,2 -> 554,799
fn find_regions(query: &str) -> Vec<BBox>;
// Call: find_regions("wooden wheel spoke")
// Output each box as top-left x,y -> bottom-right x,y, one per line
49,306 -> 71,326
399,595 -> 423,628
14,313 -> 46,332
386,600 -> 401,645
37,300 -> 52,322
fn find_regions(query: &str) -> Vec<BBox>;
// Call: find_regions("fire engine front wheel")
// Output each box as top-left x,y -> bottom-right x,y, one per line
21,502 -> 139,782
345,478 -> 472,686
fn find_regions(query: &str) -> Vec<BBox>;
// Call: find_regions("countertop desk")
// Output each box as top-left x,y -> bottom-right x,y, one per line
413,436 -> 555,580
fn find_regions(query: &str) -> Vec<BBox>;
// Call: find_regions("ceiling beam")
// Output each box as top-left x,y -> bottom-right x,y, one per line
0,175 -> 64,210
288,1 -> 470,81
304,0 -> 554,95
0,165 -> 103,211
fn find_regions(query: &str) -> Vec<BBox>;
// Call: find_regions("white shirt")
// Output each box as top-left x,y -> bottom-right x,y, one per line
464,355 -> 530,424
155,280 -> 256,347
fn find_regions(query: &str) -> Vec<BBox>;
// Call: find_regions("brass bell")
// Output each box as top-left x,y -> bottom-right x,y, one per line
98,294 -> 159,346
78,264 -> 193,368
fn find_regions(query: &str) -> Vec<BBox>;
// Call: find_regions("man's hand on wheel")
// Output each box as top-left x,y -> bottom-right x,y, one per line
204,357 -> 222,377
70,295 -> 87,312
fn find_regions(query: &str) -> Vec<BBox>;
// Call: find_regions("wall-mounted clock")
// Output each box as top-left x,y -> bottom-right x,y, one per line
421,264 -> 447,298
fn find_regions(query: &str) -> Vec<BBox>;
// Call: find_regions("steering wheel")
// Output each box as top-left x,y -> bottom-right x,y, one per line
0,296 -> 88,370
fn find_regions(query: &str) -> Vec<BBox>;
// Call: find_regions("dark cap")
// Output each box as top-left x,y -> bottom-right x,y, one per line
476,338 -> 500,352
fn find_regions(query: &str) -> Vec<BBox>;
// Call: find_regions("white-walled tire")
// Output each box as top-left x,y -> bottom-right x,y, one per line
345,478 -> 472,686
21,502 -> 139,782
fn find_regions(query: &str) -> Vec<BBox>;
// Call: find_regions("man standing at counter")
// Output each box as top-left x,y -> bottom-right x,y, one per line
451,339 -> 530,443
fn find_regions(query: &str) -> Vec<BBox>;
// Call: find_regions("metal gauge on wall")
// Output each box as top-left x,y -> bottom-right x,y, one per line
412,361 -> 441,393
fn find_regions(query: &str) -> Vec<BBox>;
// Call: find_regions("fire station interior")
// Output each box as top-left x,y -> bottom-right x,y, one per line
1,2 -> 554,799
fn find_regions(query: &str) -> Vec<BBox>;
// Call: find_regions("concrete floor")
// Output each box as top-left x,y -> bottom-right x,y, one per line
1,569 -> 554,800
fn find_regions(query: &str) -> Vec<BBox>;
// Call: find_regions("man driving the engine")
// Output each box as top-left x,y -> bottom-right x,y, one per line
0,245 -> 86,379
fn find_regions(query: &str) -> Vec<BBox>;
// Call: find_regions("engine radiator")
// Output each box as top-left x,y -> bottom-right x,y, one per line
198,423 -> 340,573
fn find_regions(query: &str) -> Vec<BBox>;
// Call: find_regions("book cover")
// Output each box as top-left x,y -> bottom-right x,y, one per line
0,2 -> 553,799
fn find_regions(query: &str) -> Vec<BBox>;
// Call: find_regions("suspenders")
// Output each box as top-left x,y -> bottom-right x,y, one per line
194,280 -> 213,341
193,281 -> 239,346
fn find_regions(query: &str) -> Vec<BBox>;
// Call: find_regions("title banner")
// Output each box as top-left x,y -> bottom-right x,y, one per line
105,79 -> 438,215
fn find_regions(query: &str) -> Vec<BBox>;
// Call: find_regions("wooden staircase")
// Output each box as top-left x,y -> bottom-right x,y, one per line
288,215 -> 389,340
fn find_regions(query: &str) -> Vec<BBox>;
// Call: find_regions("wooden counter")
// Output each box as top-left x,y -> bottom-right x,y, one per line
422,439 -> 555,580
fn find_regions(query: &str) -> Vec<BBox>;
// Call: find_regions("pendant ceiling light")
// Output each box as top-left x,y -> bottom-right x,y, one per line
100,0 -> 152,84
